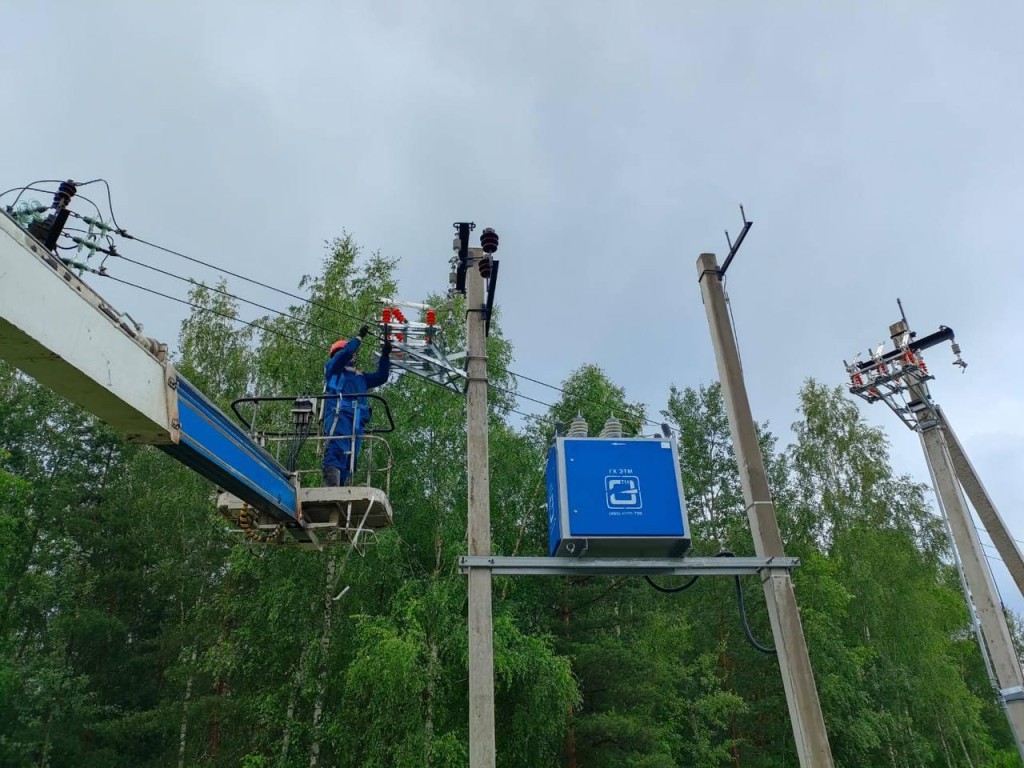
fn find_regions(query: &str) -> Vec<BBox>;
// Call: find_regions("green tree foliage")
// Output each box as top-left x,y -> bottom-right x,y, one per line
0,233 -> 1020,768
788,382 -> 1010,768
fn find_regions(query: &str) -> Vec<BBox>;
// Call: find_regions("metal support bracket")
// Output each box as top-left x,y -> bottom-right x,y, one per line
458,555 -> 800,576
484,259 -> 499,336
1002,686 -> 1024,703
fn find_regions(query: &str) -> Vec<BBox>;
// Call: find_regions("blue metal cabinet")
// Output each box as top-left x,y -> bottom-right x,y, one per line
547,437 -> 690,557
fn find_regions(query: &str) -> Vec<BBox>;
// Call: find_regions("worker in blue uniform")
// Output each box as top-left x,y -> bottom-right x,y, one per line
322,325 -> 392,486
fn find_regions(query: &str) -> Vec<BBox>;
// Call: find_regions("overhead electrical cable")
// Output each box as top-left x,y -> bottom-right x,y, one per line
17,176 -> 665,428
69,261 -> 529,409
77,239 -> 348,342
3,185 -> 105,220
120,231 -> 381,336
506,368 -> 664,429
75,178 -> 123,231
99,273 -> 316,350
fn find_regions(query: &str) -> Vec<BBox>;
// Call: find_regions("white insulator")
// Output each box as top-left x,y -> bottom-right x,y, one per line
567,414 -> 589,438
598,416 -> 623,439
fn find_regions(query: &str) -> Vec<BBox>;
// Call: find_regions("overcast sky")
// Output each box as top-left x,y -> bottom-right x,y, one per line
3,1 -> 1023,608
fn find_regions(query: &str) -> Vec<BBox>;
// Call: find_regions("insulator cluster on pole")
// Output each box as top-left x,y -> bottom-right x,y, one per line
450,222 -> 502,337
478,227 -> 499,278
843,316 -> 965,430
27,178 -> 77,250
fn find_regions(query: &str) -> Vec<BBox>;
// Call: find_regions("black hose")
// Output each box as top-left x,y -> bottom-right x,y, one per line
643,549 -> 734,592
733,572 -> 776,655
644,574 -> 699,593
645,549 -> 776,654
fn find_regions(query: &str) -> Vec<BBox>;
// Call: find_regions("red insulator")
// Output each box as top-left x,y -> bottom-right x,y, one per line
918,358 -> 928,375
478,255 -> 492,278
851,373 -> 863,387
426,309 -> 436,325
480,227 -> 499,254
383,308 -> 392,324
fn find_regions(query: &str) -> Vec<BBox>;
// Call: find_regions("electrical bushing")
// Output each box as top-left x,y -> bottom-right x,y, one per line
546,436 -> 691,557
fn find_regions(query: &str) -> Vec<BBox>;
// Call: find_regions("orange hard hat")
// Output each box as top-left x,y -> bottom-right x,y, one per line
329,339 -> 348,356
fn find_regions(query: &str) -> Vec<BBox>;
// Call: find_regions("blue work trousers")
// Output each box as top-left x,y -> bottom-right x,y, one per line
322,410 -> 362,486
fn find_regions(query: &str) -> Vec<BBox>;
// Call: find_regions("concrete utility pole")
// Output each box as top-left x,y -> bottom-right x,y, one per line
906,392 -> 1024,757
465,247 -> 496,768
845,315 -> 1024,757
697,252 -> 835,767
920,430 -> 1024,743
938,405 -> 1024,600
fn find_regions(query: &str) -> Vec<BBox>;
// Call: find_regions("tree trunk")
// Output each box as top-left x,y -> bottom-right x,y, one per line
0,521 -> 41,634
209,577 -> 233,761
280,646 -> 310,766
565,707 -> 578,768
954,723 -> 976,768
424,637 -> 439,765
714,584 -> 740,768
178,647 -> 197,768
37,698 -> 54,768
936,723 -> 954,768
210,679 -> 225,759
434,498 -> 444,577
502,474 -> 545,600
562,579 -> 577,768
309,557 -> 337,768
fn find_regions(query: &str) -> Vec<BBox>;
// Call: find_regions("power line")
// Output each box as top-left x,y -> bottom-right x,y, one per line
82,231 -> 618,426
507,407 -> 555,426
37,179 -> 661,428
72,236 -> 347,342
99,273 -> 317,350
974,525 -> 1024,553
89,265 -> 481,407
0,180 -> 66,207
70,241 -> 508,407
118,230 -> 381,338
79,243 -> 490,408
490,382 -> 558,413
45,179 -> 661,427
506,369 -> 663,428
4,178 -> 121,232
76,178 -> 122,230
3,185 -> 105,221
102,247 -> 641,430
20,181 -> 665,431
9,177 -> 370,338
507,369 -> 567,394
80,243 -> 659,435
492,377 -> 659,431
100,268 -> 559,423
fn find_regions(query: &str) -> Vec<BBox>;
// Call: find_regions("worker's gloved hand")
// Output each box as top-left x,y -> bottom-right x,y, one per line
382,340 -> 393,356
358,325 -> 370,338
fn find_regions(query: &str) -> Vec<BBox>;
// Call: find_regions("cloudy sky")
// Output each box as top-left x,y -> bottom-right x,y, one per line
3,1 -> 1023,607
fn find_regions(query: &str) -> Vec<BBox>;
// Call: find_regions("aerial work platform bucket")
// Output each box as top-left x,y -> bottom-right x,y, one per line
218,393 -> 396,551
217,482 -> 393,550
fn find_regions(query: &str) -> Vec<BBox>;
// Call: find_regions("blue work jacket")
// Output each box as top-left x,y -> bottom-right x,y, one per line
323,338 -> 390,434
